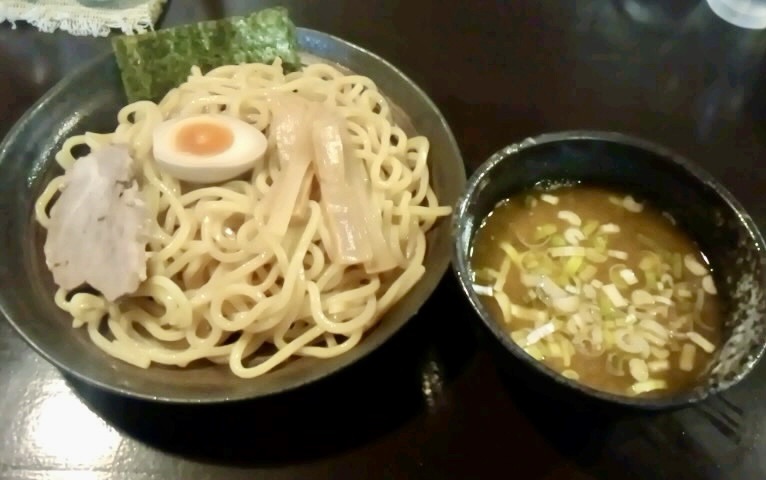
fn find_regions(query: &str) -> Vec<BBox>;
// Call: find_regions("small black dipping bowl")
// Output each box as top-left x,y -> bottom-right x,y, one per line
452,131 -> 766,410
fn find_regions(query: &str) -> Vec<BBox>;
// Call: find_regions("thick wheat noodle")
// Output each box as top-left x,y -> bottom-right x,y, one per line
36,58 -> 451,378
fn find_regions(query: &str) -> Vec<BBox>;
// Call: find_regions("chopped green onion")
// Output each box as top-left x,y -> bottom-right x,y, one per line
473,268 -> 497,283
644,270 -> 657,290
608,249 -> 628,260
515,230 -> 550,249
583,220 -> 600,236
648,359 -> 670,373
557,210 -> 582,226
526,321 -> 556,345
539,276 -> 568,298
702,275 -> 717,295
578,265 -> 598,281
499,242 -> 521,264
520,273 -> 541,287
524,344 -> 545,360
599,223 -> 620,234
661,211 -> 677,225
510,304 -> 548,323
639,318 -> 669,340
629,358 -> 649,381
534,224 -> 558,241
687,331 -> 715,353
651,347 -> 670,359
684,254 -> 708,277
585,249 -> 608,263
552,295 -> 580,313
679,343 -> 696,371
653,295 -> 673,306
622,195 -> 644,213
602,283 -> 628,308
562,369 -> 579,380
563,255 -> 584,276
540,194 -> 559,205
638,252 -> 660,270
675,287 -> 693,299
598,290 -> 616,316
549,246 -> 586,257
672,253 -> 683,279
670,314 -> 692,330
472,284 -> 494,296
631,379 -> 667,394
643,332 -> 668,347
614,329 -> 650,355
493,256 -> 512,291
546,338 -> 563,357
521,252 -> 540,270
493,290 -> 513,324
606,352 -> 626,376
550,235 -> 567,247
511,328 -> 531,345
620,268 -> 639,285
561,341 -> 573,367
592,236 -> 608,253
564,228 -> 585,245
608,264 -> 629,289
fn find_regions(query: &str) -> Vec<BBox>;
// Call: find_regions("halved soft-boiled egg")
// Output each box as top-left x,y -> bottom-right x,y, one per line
152,114 -> 268,183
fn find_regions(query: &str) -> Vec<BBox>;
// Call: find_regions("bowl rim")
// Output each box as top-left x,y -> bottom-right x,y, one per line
0,27 -> 465,404
451,129 -> 766,409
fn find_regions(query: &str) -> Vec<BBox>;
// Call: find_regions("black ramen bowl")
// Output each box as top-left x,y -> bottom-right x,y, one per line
0,29 -> 466,403
452,131 -> 766,410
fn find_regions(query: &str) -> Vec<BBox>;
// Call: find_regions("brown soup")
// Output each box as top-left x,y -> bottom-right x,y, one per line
470,185 -> 722,397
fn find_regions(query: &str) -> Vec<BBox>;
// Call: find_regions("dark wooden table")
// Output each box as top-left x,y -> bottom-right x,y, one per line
2,1 -> 766,479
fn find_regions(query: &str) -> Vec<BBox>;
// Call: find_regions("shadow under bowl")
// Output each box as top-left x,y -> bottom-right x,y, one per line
0,28 -> 466,403
452,130 -> 766,410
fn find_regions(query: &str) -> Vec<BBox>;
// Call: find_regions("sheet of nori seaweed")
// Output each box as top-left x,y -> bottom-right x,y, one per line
111,7 -> 301,102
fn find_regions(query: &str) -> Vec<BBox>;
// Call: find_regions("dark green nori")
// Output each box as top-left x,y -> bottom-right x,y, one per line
111,7 -> 301,103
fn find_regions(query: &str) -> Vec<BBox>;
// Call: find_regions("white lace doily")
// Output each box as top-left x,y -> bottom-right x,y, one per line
0,0 -> 167,37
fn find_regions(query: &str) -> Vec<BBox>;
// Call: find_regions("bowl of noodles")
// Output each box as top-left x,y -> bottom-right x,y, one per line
0,24 -> 465,402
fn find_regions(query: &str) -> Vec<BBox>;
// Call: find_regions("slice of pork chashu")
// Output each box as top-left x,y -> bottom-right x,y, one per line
44,144 -> 150,301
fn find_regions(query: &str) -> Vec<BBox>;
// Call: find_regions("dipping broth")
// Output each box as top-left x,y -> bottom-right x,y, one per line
470,185 -> 723,397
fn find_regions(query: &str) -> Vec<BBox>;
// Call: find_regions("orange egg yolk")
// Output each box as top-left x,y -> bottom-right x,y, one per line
175,121 -> 234,156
